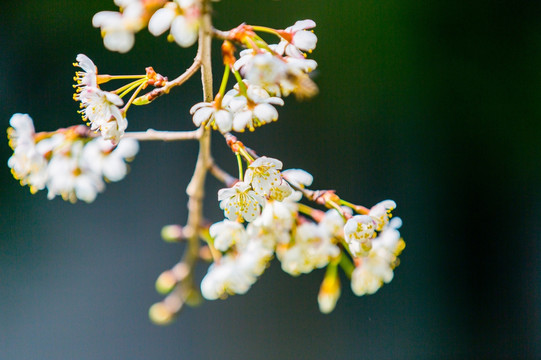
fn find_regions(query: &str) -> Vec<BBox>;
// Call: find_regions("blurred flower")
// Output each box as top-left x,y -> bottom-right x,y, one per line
369,199 -> 397,231
222,84 -> 284,132
276,19 -> 318,58
148,0 -> 201,47
344,215 -> 376,257
277,222 -> 340,276
7,114 -> 138,203
209,219 -> 248,252
201,235 -> 272,300
351,218 -> 405,296
190,102 -> 233,133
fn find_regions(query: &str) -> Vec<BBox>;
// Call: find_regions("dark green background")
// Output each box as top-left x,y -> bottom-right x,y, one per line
1,0 -> 540,359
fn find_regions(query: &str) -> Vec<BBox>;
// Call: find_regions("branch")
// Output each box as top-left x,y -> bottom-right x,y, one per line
124,128 -> 201,141
182,0 -> 214,296
208,159 -> 237,187
138,53 -> 202,103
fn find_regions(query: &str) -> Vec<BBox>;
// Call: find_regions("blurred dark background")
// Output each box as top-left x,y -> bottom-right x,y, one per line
1,0 -> 540,359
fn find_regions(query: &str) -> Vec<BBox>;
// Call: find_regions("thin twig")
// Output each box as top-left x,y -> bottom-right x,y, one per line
208,159 -> 237,187
211,27 -> 230,40
124,128 -> 201,141
140,54 -> 202,103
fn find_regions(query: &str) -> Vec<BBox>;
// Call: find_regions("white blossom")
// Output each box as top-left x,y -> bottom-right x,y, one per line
277,222 -> 339,276
222,85 -> 284,132
7,114 -> 50,193
344,215 -> 376,257
73,54 -> 98,89
218,182 -> 264,222
253,198 -> 297,245
282,168 -> 313,188
148,0 -> 200,48
209,219 -> 247,252
276,19 -> 318,58
234,50 -> 318,98
81,137 -> 139,182
351,217 -> 405,296
201,235 -> 272,300
244,156 -> 284,197
46,141 -> 105,203
76,87 -> 127,144
319,208 -> 349,239
369,199 -> 397,231
92,4 -> 145,53
237,52 -> 288,90
189,102 -> 233,133
7,114 -> 138,203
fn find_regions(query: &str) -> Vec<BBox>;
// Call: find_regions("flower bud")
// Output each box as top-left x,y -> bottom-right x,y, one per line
149,302 -> 175,325
161,224 -> 183,242
155,270 -> 177,294
318,265 -> 341,314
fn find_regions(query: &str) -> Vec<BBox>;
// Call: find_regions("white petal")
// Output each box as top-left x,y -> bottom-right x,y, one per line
193,107 -> 214,127
171,16 -> 198,48
148,8 -> 175,36
282,169 -> 313,187
9,113 -> 35,134
103,31 -> 135,53
291,19 -> 316,32
102,158 -> 127,182
92,11 -> 121,28
190,101 -> 212,114
215,110 -> 233,133
232,111 -> 252,132
253,103 -> 278,123
293,30 -> 317,51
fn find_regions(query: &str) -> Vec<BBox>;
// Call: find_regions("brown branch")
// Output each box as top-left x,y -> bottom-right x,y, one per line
138,53 -> 202,104
208,159 -> 237,187
181,0 -> 214,297
124,128 -> 201,141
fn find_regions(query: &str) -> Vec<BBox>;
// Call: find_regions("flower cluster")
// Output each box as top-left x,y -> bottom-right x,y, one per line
190,20 -> 318,133
7,114 -> 138,203
8,0 -> 406,322
201,152 -> 405,313
93,0 -> 201,53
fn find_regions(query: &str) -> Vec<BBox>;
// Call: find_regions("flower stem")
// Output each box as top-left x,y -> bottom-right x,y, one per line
236,153 -> 244,181
232,69 -> 247,96
219,64 -> 230,98
339,253 -> 355,278
251,25 -> 281,37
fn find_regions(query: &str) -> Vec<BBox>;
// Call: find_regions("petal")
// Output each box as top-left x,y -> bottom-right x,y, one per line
253,103 -> 278,123
215,110 -> 233,133
9,113 -> 35,134
193,107 -> 214,127
291,19 -> 316,32
75,54 -> 97,74
293,30 -> 318,51
190,101 -> 212,114
148,8 -> 175,36
103,31 -> 135,53
232,111 -> 252,132
171,16 -> 198,48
